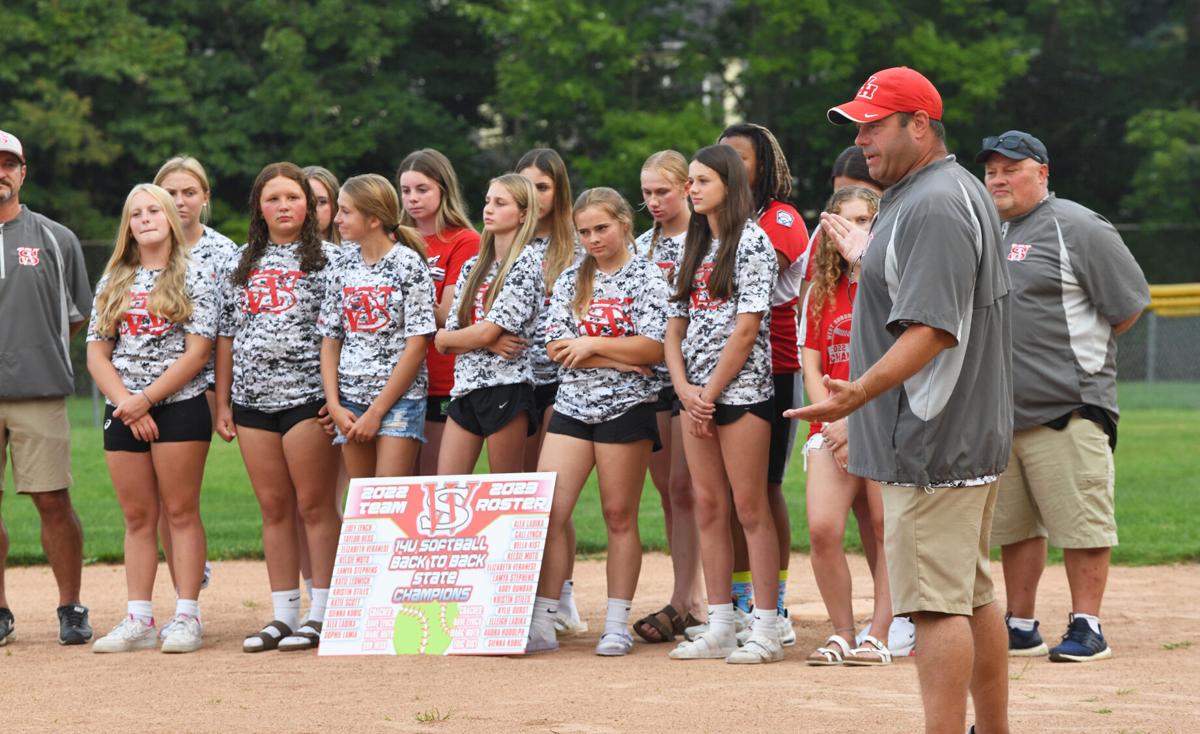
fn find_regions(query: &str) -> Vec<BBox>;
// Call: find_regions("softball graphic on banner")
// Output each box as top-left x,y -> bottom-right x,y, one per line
319,472 -> 556,656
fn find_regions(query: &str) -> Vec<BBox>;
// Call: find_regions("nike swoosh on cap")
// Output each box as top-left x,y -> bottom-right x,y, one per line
863,112 -> 880,118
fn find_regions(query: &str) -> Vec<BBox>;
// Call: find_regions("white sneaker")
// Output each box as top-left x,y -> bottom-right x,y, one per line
161,615 -> 203,654
669,628 -> 737,660
685,606 -> 752,642
737,609 -> 797,647
158,617 -> 177,641
595,631 -> 634,657
858,616 -> 916,657
93,617 -> 157,653
553,609 -> 588,637
726,633 -> 785,664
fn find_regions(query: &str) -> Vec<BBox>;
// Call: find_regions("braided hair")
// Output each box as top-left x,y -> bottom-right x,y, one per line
718,122 -> 793,214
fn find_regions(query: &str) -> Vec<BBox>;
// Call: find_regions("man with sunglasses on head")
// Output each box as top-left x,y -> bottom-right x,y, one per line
977,130 -> 1149,664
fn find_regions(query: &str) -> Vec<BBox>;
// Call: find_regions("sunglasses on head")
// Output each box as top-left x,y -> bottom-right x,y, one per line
982,135 -> 1045,164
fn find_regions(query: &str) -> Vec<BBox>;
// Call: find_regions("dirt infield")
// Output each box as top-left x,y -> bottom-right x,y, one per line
3,553 -> 1198,733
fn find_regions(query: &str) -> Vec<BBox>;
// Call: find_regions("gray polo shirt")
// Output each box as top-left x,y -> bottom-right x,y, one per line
0,205 -> 92,399
848,156 -> 1013,485
1001,194 -> 1149,431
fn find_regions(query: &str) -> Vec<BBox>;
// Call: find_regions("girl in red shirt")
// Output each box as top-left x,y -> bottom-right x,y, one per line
396,149 -> 481,475
800,186 -> 893,666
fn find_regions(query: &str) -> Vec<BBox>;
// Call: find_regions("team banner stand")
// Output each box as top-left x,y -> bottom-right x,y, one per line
318,472 -> 556,656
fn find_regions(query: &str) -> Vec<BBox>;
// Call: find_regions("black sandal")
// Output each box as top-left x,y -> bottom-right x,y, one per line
243,620 -> 293,653
633,605 -> 684,643
278,620 -> 323,651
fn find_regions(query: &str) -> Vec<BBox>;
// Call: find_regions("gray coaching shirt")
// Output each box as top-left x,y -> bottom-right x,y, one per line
1001,194 -> 1149,431
848,157 -> 1013,485
0,205 -> 92,399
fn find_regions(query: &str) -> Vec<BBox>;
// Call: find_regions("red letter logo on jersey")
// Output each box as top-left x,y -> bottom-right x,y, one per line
343,286 -> 394,332
244,269 -> 305,314
471,281 -> 492,323
16,247 -> 40,266
689,263 -> 725,310
121,292 -> 172,336
579,297 -> 635,337
1007,243 -> 1033,261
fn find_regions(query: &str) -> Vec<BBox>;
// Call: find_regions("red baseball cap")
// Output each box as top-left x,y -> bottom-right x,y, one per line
0,130 -> 24,163
828,67 -> 943,125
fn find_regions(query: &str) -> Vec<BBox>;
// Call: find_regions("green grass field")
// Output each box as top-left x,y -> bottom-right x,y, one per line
4,383 -> 1198,566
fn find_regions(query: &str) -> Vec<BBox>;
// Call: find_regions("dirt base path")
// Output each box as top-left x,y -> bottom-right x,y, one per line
2,553 -> 1197,733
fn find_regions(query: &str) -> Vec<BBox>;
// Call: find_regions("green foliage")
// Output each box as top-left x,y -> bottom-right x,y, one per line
1122,108 -> 1200,225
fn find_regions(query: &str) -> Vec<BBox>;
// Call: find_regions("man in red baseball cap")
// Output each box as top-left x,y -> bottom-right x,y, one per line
791,69 -> 1013,733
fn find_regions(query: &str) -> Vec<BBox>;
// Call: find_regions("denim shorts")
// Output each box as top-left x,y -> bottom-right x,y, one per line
333,398 -> 426,444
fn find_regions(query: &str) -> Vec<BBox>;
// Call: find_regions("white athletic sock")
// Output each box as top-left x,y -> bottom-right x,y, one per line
271,588 -> 302,630
304,577 -> 314,601
175,598 -> 200,620
604,598 -> 632,637
752,608 -> 780,641
307,588 -> 329,624
558,580 -> 577,618
128,600 -> 154,626
708,603 -> 735,638
1073,612 -> 1101,634
1007,615 -> 1037,632
531,596 -> 559,641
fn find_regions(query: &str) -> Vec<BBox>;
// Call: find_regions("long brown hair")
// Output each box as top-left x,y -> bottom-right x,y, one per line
395,148 -> 474,236
232,162 -> 328,287
455,174 -> 540,326
515,148 -> 575,295
570,188 -> 634,321
640,149 -> 689,262
807,186 -> 880,318
672,145 -> 755,304
340,174 -> 426,258
303,165 -> 342,245
92,184 -> 193,335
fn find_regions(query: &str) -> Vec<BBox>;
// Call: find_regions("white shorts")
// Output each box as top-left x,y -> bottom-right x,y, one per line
802,432 -> 826,473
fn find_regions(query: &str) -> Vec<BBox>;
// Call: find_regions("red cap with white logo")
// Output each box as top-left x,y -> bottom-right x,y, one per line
827,67 -> 943,125
0,130 -> 24,163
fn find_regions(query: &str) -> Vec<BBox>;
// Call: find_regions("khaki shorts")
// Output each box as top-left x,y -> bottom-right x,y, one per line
0,398 -> 73,494
991,415 -> 1116,549
881,480 -> 998,616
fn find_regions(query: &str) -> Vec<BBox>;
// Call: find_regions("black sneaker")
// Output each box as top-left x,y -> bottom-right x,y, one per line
1006,612 -> 1048,657
57,604 -> 92,645
0,607 -> 13,646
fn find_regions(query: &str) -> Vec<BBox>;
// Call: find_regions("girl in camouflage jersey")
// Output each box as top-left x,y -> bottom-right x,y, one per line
214,163 -> 341,653
525,188 -> 668,657
433,174 -> 543,475
665,145 -> 782,664
515,148 -> 589,635
319,174 -> 436,479
630,150 -> 705,643
153,156 -> 235,609
87,184 -> 217,654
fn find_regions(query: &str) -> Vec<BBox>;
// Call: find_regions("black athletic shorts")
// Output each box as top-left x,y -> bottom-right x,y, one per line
426,395 -> 452,424
547,402 -> 662,451
533,382 -> 559,416
713,398 -> 775,427
652,385 -> 677,413
232,399 -> 324,435
448,383 -> 538,437
103,393 -> 212,452
767,373 -> 801,485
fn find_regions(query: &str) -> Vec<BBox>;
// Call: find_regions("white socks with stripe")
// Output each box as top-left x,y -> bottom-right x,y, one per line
128,600 -> 154,626
271,588 -> 302,630
175,598 -> 200,621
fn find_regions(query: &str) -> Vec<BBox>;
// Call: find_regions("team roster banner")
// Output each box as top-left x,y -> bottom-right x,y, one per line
319,472 -> 555,657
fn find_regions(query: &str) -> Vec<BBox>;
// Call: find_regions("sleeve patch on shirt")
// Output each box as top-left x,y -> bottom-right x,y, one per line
775,210 -> 794,228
